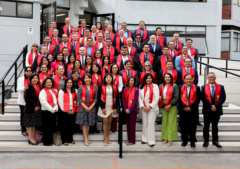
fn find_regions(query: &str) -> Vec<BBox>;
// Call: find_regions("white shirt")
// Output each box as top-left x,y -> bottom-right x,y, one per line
64,55 -> 68,63
63,42 -> 68,47
79,55 -> 85,65
25,52 -> 37,67
17,76 -> 26,105
185,67 -> 190,73
163,86 -> 167,99
98,42 -> 103,49
168,69 -> 172,74
39,89 -> 58,113
151,43 -> 156,52
122,55 -> 129,67
169,49 -> 175,57
187,86 -> 191,106
58,90 -> 76,112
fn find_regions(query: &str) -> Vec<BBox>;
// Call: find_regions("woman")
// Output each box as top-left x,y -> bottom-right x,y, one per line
51,52 -> 65,75
139,73 -> 159,147
101,56 -> 111,79
37,57 -> 54,75
110,64 -> 123,133
93,49 -> 103,67
65,53 -> 76,77
83,55 -> 93,73
39,77 -> 58,146
68,59 -> 85,81
58,78 -> 78,146
90,63 -> 102,88
52,65 -> 67,91
47,54 -> 54,64
71,69 -> 82,90
17,66 -> 32,136
22,73 -> 42,145
25,43 -> 39,67
159,73 -> 179,147
38,64 -> 51,87
95,22 -> 103,34
76,73 -> 98,146
139,61 -> 157,85
122,76 -> 139,145
98,73 -> 119,146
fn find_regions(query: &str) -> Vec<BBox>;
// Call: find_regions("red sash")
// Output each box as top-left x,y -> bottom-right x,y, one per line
93,59 -> 103,67
124,87 -> 135,109
116,54 -> 134,70
63,91 -> 79,112
162,68 -> 178,83
80,37 -> 86,45
122,69 -> 136,85
169,49 -> 179,57
113,74 -> 119,87
83,65 -> 90,73
190,47 -> 196,59
48,68 -> 53,76
68,32 -> 81,42
81,85 -> 95,108
28,52 -> 38,67
71,41 -> 80,55
78,27 -> 85,35
78,80 -> 82,86
103,46 -> 115,63
140,71 -> 155,85
110,31 -> 115,42
54,73 -> 67,91
182,67 -> 195,82
95,41 -> 105,49
24,78 -> 30,87
181,84 -> 197,107
115,37 -> 127,52
33,84 -> 41,106
44,88 -> 58,108
101,65 -> 111,80
53,61 -> 64,75
156,35 -> 164,49
92,74 -> 102,87
158,84 -> 173,108
143,83 -> 153,107
136,28 -> 147,42
139,52 -> 154,66
204,82 -> 222,104
52,37 -> 59,46
39,73 -> 50,87
173,40 -> 182,54
84,46 -> 95,59
43,43 -> 54,55
90,32 -> 98,40
160,54 -> 172,70
180,55 -> 192,69
116,29 -> 132,38
129,46 -> 136,57
37,54 -> 43,66
67,64 -> 73,76
63,25 -> 73,34
59,42 -> 71,55
48,28 -> 53,37
101,84 -> 118,109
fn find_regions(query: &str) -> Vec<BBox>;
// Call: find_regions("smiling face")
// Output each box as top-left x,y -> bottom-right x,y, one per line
66,79 -> 73,89
184,75 -> 193,86
86,56 -> 92,65
31,76 -> 39,85
164,74 -> 171,84
146,75 -> 152,85
92,64 -> 99,73
45,79 -> 53,89
128,78 -> 134,87
112,65 -> 118,74
71,71 -> 79,80
84,75 -> 92,85
57,66 -> 64,75
144,63 -> 151,71
40,64 -> 47,73
105,75 -> 112,84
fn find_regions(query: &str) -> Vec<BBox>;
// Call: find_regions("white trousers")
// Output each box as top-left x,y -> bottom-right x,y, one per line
141,109 -> 157,145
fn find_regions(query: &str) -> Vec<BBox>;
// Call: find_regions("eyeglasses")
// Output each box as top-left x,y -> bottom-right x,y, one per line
26,70 -> 32,72
135,37 -> 141,39
145,65 -> 150,67
208,77 -> 216,79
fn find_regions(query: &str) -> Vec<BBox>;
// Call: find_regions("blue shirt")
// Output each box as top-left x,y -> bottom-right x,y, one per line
124,30 -> 129,38
87,46 -> 92,56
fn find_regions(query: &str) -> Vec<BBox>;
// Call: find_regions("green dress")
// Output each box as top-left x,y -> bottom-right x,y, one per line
159,83 -> 179,141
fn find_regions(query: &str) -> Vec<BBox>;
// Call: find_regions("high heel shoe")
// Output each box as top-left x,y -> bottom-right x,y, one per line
28,139 -> 39,145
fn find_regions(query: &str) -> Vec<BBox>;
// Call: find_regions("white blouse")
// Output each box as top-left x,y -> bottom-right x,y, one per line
17,76 -> 26,105
39,89 -> 58,113
25,52 -> 38,67
58,90 -> 77,112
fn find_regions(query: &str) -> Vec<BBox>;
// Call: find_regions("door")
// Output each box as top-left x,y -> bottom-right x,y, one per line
41,1 -> 57,43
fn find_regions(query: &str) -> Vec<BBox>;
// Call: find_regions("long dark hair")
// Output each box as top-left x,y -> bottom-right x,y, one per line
47,54 -> 54,63
102,56 -> 110,65
95,22 -> 103,30
85,55 -> 93,65
67,53 -> 76,64
82,73 -> 92,85
103,73 -> 113,85
140,73 -> 153,89
94,49 -> 102,60
126,76 -> 136,87
90,63 -> 101,75
42,77 -> 54,88
39,57 -> 51,70
63,78 -> 74,93
55,52 -> 65,63
110,63 -> 119,75
73,59 -> 82,70
163,73 -> 173,85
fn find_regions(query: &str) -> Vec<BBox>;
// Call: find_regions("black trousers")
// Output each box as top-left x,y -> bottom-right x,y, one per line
58,110 -> 75,143
19,105 -> 26,132
203,113 -> 221,142
42,110 -> 56,145
180,111 -> 197,143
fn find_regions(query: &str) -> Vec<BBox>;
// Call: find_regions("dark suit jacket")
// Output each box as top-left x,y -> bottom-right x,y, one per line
128,46 -> 138,58
174,41 -> 184,55
133,29 -> 150,44
136,53 -> 155,72
119,70 -> 139,87
157,36 -> 167,47
178,68 -> 199,85
60,25 -> 72,37
154,55 -> 175,72
201,84 -> 226,115
158,69 -> 179,86
149,43 -> 163,58
72,42 -> 84,55
133,42 -> 144,54
113,55 -> 135,71
39,44 -> 56,57
32,55 -> 48,72
100,46 -> 118,57
51,37 -> 62,46
56,43 -> 74,54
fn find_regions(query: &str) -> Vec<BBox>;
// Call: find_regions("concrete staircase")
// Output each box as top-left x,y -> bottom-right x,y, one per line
0,92 -> 240,153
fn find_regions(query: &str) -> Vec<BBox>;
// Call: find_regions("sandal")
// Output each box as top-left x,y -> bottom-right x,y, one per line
22,132 -> 28,136
63,142 -> 68,146
162,140 -> 168,145
71,141 -> 75,144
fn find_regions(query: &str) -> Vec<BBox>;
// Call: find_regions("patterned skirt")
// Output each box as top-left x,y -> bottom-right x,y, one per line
22,111 -> 42,127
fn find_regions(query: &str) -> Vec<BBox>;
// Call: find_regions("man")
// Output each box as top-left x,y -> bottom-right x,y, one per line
60,17 -> 72,37
154,46 -> 174,72
133,21 -> 149,44
168,41 -> 179,58
178,74 -> 201,147
149,35 -> 162,57
127,38 -> 137,58
84,37 -> 96,59
45,21 -> 57,37
62,47 -> 70,63
158,60 -> 178,85
178,58 -> 198,85
90,25 -> 98,41
116,22 -> 132,38
173,33 -> 184,55
68,25 -> 81,42
107,25 -> 115,43
186,38 -> 199,69
32,46 -> 48,72
201,72 -> 226,148
119,60 -> 139,87
39,35 -> 56,56
94,33 -> 105,50
115,29 -> 127,53
51,29 -> 62,46
78,20 -> 87,37
104,30 -> 110,41
113,46 -> 135,71
76,47 -> 86,66
57,34 -> 74,55
175,46 -> 195,72
133,34 -> 144,54
102,20 -> 109,32
80,28 -> 95,46
71,34 -> 83,56
101,38 -> 118,64
155,27 -> 167,49
136,44 -> 155,72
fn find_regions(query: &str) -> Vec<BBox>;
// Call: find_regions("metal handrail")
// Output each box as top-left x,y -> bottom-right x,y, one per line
0,45 -> 28,114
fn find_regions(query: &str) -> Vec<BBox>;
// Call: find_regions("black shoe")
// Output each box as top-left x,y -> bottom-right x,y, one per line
141,141 -> 147,144
203,141 -> 209,147
28,139 -> 39,145
197,122 -> 203,126
212,141 -> 222,148
190,143 -> 196,147
181,142 -> 188,147
157,121 -> 162,125
149,144 -> 155,147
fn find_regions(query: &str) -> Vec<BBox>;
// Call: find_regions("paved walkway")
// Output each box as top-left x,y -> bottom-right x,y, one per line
0,153 -> 240,169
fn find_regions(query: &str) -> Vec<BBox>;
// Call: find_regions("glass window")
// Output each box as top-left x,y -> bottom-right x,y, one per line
0,1 -> 16,16
187,37 -> 208,54
233,32 -> 240,52
17,3 -> 32,18
221,32 -> 230,52
127,25 -> 139,32
186,26 -> 205,34
166,26 -> 185,34
42,0 -> 70,8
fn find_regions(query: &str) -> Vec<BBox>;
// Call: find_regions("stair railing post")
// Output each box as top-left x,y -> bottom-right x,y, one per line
14,63 -> 17,93
2,80 -> 4,115
226,60 -> 228,78
204,66 -> 208,85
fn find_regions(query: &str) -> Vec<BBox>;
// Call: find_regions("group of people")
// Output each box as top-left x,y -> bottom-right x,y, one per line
18,18 -> 226,148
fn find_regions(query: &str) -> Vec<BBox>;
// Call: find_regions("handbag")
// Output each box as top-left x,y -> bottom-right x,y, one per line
53,131 -> 62,146
34,130 -> 43,143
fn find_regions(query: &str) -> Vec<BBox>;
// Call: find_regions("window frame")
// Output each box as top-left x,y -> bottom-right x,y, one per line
233,32 -> 240,52
221,32 -> 231,52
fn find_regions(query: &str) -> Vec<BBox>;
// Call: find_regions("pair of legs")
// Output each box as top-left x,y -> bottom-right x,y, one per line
103,115 -> 113,145
203,113 -> 221,142
142,110 -> 156,146
27,126 -> 37,143
126,111 -> 137,144
19,105 -> 27,135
